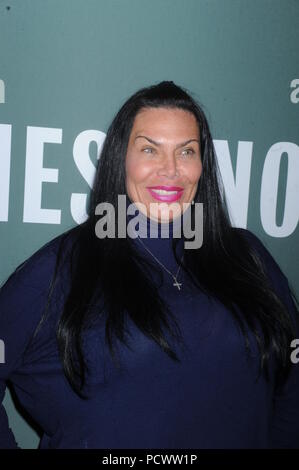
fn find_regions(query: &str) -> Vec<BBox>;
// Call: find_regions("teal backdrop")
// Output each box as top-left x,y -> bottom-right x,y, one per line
0,0 -> 298,448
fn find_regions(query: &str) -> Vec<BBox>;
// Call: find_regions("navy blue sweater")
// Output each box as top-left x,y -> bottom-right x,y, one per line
1,211 -> 299,448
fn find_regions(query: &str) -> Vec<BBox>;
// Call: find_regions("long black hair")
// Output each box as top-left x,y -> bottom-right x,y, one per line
33,81 -> 298,398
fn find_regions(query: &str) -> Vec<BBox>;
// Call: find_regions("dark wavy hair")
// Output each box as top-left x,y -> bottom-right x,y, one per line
32,80 -> 297,398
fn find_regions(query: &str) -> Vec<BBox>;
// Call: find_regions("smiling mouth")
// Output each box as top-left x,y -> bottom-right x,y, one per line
147,186 -> 184,202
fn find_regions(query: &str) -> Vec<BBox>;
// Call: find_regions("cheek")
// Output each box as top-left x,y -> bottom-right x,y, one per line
187,160 -> 202,184
126,158 -> 152,185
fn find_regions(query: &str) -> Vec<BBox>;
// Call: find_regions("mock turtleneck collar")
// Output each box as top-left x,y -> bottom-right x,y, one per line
124,196 -> 186,280
125,197 -> 189,240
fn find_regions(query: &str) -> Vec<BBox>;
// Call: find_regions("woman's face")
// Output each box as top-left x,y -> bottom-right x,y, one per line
125,107 -> 202,222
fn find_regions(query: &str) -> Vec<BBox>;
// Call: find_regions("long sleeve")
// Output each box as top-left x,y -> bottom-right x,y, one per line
0,240 -> 60,448
239,228 -> 299,448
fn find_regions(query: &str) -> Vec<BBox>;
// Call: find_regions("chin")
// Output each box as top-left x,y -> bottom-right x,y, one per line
158,210 -> 182,223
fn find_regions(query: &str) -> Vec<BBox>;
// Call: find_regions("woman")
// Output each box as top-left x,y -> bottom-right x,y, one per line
0,81 -> 299,449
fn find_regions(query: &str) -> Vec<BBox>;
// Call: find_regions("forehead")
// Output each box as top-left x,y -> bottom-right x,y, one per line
130,107 -> 199,138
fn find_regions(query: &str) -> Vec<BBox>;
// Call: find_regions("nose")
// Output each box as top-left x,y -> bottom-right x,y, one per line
157,152 -> 179,178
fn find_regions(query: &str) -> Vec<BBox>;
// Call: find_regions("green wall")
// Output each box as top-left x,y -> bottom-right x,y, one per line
0,0 -> 298,448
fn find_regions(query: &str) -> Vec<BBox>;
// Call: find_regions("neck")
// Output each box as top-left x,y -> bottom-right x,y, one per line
125,196 -> 185,275
125,197 -> 188,239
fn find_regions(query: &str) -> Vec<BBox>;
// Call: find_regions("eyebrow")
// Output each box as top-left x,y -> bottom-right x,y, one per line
134,135 -> 200,149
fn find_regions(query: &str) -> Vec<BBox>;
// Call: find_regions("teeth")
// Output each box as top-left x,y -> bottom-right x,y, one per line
151,189 -> 179,195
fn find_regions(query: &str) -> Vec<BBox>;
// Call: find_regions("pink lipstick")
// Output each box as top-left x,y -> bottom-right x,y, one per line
147,185 -> 184,202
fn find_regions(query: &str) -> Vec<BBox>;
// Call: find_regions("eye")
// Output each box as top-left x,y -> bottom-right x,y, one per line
181,148 -> 195,157
142,147 -> 155,154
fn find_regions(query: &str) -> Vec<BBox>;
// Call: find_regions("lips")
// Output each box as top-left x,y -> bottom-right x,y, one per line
147,186 -> 184,202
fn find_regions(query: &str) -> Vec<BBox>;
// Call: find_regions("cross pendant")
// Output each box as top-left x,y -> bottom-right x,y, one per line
173,279 -> 182,290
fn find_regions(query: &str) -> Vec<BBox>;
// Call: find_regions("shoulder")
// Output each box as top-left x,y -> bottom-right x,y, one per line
233,227 -> 286,277
233,228 -> 299,332
0,225 -> 80,295
232,228 -> 297,309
